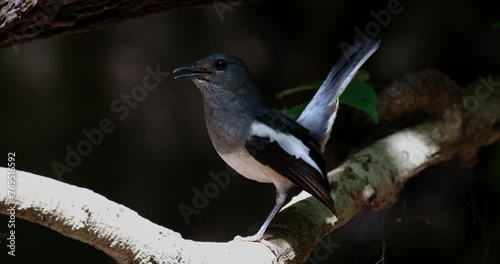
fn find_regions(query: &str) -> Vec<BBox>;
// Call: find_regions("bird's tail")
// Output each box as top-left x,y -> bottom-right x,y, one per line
297,39 -> 380,151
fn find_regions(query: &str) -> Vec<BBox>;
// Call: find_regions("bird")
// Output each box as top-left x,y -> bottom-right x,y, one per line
173,39 -> 380,254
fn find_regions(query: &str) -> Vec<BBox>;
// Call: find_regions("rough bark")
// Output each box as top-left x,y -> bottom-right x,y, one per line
0,0 -> 259,50
1,72 -> 499,263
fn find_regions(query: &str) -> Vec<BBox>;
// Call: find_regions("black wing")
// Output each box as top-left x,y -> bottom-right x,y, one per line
246,110 -> 337,215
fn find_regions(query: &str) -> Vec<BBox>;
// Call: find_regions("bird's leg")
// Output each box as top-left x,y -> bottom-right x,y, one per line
233,190 -> 287,256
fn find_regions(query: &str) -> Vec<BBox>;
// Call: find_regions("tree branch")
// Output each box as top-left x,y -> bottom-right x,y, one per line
0,0 -> 259,50
1,72 -> 499,263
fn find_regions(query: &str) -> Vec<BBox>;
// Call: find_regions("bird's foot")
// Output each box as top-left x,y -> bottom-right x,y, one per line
233,235 -> 280,256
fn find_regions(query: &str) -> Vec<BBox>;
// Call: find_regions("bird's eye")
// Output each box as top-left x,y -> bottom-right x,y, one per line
215,60 -> 226,70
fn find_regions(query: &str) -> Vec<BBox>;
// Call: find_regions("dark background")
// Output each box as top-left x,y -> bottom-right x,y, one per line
1,0 -> 500,263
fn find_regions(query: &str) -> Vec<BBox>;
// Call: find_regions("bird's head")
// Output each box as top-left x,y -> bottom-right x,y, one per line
173,53 -> 252,92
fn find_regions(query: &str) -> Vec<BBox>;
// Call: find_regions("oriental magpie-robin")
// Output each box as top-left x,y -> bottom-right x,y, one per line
173,39 -> 380,253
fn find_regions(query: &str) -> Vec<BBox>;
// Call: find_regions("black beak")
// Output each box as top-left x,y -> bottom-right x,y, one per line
173,65 -> 210,80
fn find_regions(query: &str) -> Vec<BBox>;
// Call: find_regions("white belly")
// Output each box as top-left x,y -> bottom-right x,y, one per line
219,151 -> 293,191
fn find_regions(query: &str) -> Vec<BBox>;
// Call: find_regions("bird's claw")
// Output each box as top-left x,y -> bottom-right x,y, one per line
259,240 -> 280,256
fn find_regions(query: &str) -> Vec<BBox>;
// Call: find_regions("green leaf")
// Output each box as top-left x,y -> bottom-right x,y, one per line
281,102 -> 308,120
276,69 -> 371,99
353,69 -> 371,82
339,79 -> 379,123
276,81 -> 323,99
281,80 -> 378,123
279,69 -> 378,122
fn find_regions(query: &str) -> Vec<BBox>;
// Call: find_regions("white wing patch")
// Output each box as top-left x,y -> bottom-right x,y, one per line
250,122 -> 323,174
